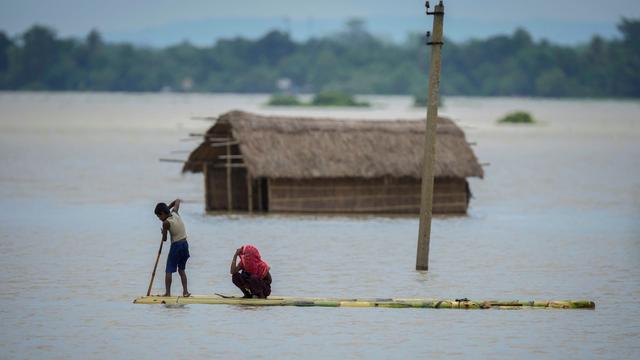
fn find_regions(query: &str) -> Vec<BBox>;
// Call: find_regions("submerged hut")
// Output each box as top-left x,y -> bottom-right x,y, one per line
183,110 -> 483,214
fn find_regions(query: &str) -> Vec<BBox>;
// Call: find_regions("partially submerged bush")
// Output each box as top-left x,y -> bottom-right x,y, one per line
498,111 -> 535,124
267,94 -> 303,106
311,91 -> 370,107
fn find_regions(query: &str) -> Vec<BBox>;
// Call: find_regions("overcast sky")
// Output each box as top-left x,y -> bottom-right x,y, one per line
1,0 -> 639,44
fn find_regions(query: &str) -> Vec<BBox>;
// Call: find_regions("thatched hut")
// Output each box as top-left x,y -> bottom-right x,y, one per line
183,110 -> 483,214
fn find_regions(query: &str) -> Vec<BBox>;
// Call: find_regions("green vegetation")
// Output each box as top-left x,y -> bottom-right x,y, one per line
498,111 -> 536,124
0,18 -> 639,97
310,91 -> 370,107
267,94 -> 303,106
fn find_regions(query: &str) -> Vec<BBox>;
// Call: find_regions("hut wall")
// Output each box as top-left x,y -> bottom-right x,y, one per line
267,177 -> 469,214
204,164 -> 261,212
204,165 -> 227,211
432,178 -> 470,214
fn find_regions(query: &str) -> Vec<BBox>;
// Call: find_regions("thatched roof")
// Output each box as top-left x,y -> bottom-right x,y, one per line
183,110 -> 483,179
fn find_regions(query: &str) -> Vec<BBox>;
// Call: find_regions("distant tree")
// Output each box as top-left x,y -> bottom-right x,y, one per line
1,19 -> 639,97
618,17 -> 640,48
14,25 -> 59,88
0,31 -> 12,72
332,18 -> 376,47
613,18 -> 640,96
251,30 -> 296,65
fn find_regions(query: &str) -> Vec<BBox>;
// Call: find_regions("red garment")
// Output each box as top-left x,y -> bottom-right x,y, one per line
239,245 -> 270,279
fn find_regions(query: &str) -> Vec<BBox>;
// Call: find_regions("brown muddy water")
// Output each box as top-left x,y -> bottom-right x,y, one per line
0,92 -> 639,359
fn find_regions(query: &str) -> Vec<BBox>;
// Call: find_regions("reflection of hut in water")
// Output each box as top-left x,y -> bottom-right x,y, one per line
183,110 -> 483,214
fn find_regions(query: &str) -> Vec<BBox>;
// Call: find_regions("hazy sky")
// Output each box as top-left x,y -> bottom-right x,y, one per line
1,0 -> 639,44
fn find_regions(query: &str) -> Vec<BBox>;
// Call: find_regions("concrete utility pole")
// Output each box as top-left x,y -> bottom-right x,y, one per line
416,1 -> 445,271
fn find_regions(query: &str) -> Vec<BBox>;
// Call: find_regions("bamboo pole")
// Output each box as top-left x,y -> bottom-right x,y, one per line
226,142 -> 232,213
211,141 -> 239,148
190,116 -> 218,121
266,179 -> 271,212
203,162 -> 210,211
267,193 -> 422,202
257,178 -> 263,212
213,164 -> 247,168
416,1 -> 445,271
145,239 -> 164,296
247,174 -> 253,214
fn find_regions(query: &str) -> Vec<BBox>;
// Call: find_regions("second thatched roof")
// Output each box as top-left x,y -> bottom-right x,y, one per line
183,110 -> 483,179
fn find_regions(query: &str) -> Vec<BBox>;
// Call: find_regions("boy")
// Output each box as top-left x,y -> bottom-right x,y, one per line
154,199 -> 190,297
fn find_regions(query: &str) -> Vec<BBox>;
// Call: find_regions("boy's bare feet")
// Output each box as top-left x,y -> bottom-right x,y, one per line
162,293 -> 171,297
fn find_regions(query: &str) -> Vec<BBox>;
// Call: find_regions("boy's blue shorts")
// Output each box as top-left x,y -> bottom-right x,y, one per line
166,239 -> 190,273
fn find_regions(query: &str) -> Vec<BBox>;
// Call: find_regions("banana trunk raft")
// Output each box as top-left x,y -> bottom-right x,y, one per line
133,295 -> 595,309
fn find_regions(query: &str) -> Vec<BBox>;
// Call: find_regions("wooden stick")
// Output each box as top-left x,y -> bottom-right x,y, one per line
268,193 -> 422,202
213,164 -> 246,168
211,141 -> 239,148
204,162 -> 210,211
266,179 -> 272,212
257,178 -> 263,212
190,116 -> 218,121
192,134 -> 233,139
269,203 -> 421,212
268,184 -> 421,191
146,239 -> 165,296
214,293 -> 235,299
247,174 -> 253,214
159,158 -> 186,163
226,142 -> 232,213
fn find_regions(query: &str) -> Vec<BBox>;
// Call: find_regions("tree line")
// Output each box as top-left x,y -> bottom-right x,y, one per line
0,18 -> 638,97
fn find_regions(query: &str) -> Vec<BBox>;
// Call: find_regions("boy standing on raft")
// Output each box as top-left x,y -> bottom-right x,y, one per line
154,199 -> 191,297
230,245 -> 272,298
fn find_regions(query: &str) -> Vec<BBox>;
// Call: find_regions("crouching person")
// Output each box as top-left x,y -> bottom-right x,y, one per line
230,245 -> 272,299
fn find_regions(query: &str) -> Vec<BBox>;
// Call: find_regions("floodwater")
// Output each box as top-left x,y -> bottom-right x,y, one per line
0,92 -> 639,359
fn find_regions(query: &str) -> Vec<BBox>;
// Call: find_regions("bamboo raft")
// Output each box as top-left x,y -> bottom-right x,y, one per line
133,295 -> 595,309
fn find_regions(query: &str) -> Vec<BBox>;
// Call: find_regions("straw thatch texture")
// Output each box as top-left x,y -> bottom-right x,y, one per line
183,110 -> 483,179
